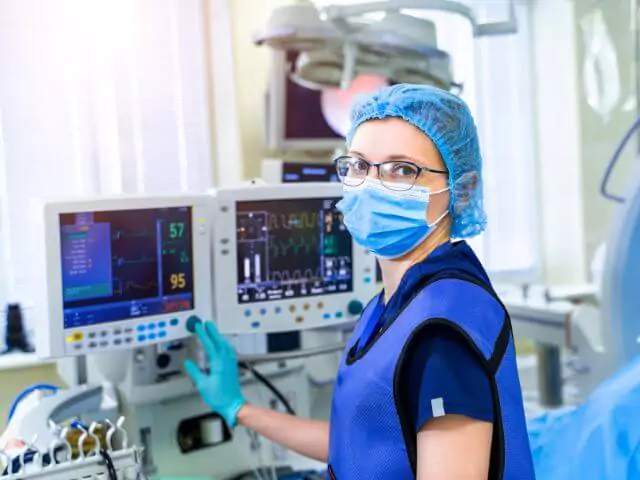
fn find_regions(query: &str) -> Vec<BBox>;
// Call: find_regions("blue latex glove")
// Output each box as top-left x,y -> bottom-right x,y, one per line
184,321 -> 245,428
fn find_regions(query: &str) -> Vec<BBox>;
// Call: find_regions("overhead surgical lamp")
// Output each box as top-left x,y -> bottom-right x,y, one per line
255,0 -> 516,91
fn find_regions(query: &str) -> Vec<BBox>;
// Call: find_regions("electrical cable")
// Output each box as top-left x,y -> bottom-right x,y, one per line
238,361 -> 296,415
600,115 -> 640,203
7,383 -> 59,422
99,449 -> 118,480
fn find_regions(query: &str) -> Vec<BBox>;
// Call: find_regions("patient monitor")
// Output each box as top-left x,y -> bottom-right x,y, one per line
34,194 -> 213,359
212,182 -> 376,334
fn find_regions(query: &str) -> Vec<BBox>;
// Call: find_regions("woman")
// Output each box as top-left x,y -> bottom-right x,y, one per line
185,85 -> 535,479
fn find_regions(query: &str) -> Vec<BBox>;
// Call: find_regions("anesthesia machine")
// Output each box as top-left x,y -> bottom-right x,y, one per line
6,183 -> 376,479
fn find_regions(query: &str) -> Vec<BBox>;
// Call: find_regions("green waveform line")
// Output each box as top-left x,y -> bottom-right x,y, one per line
269,235 -> 319,258
111,229 -> 155,240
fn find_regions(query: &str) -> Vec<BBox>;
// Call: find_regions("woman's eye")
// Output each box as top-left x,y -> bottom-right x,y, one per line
391,164 -> 416,177
353,160 -> 368,172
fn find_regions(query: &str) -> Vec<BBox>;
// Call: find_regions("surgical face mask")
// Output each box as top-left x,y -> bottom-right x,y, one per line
336,177 -> 449,259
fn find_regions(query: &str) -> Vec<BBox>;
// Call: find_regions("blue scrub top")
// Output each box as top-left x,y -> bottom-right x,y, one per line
355,241 -> 494,431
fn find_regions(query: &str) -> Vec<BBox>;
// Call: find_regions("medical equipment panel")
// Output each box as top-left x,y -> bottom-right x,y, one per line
213,183 -> 376,333
35,195 -> 213,359
260,159 -> 338,185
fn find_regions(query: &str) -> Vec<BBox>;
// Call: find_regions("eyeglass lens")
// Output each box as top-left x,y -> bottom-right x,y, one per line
335,156 -> 419,191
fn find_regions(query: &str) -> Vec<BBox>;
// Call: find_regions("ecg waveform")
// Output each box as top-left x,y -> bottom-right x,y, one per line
269,235 -> 320,258
267,212 -> 319,231
112,255 -> 156,266
113,278 -> 158,296
111,229 -> 155,240
268,268 -> 322,283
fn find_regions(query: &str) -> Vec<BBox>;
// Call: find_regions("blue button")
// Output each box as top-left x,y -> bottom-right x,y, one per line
364,277 -> 372,284
137,334 -> 146,342
244,309 -> 252,317
275,307 -> 282,314
336,312 -> 344,319
148,333 -> 156,340
251,321 -> 261,328
148,323 -> 156,330
260,308 -> 267,316
169,318 -> 179,327
158,330 -> 167,339
323,313 -> 331,320
158,321 -> 167,328
137,325 -> 146,332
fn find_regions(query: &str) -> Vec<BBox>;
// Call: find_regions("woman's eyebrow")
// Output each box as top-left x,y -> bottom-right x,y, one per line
348,151 -> 421,162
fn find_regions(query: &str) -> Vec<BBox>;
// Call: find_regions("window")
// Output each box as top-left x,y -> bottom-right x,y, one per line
0,1 -> 214,326
312,0 -> 540,281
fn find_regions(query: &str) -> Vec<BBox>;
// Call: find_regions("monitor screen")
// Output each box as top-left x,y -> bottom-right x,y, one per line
60,207 -> 195,329
236,198 -> 352,304
284,52 -> 343,141
282,162 -> 339,183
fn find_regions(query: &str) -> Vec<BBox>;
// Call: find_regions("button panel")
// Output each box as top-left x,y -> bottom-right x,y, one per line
238,299 -> 364,330
64,314 -> 192,353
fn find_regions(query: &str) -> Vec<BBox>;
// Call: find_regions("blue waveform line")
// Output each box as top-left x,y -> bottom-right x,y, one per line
112,256 -> 156,266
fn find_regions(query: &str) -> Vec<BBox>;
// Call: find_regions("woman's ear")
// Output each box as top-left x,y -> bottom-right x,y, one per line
453,172 -> 478,212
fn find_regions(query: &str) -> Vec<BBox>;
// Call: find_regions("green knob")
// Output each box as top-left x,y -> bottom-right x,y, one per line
347,300 -> 364,316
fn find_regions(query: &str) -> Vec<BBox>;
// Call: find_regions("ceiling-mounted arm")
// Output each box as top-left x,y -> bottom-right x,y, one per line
322,0 -> 517,37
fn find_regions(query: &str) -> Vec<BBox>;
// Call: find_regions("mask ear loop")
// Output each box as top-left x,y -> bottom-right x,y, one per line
427,209 -> 449,228
426,186 -> 451,228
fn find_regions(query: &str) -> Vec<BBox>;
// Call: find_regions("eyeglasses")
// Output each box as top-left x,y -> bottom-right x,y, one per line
333,155 -> 448,191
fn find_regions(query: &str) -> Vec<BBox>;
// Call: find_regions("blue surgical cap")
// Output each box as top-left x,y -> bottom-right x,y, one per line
346,84 -> 487,239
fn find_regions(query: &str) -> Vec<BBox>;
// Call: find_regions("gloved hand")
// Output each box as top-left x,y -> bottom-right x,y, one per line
184,320 -> 245,428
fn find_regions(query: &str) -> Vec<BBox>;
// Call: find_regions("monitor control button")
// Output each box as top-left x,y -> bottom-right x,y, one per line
347,300 -> 364,316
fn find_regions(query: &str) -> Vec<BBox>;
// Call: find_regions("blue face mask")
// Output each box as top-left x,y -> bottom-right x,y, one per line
336,178 -> 449,259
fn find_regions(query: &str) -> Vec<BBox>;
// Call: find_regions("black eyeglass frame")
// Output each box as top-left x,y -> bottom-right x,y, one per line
333,155 -> 448,189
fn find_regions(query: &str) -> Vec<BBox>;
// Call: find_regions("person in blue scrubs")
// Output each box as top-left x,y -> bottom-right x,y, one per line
185,85 -> 534,479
